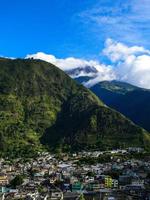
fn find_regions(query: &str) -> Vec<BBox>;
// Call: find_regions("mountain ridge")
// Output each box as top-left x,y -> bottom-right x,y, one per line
90,80 -> 150,132
0,58 -> 149,157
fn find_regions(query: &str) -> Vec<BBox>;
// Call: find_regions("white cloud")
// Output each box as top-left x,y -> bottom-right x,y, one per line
78,0 -> 150,46
116,55 -> 150,89
26,52 -> 115,85
26,52 -> 98,71
84,69 -> 116,88
26,39 -> 150,89
104,39 -> 150,89
26,52 -> 57,64
103,38 -> 150,62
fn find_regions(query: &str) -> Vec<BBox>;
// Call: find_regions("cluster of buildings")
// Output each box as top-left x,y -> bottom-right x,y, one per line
0,148 -> 150,200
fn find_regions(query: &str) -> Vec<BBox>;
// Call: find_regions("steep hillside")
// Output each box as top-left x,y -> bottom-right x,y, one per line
91,81 -> 150,132
0,59 -> 149,157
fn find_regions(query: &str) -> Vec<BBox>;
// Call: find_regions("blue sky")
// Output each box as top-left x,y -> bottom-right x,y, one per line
1,0 -> 150,89
1,0 -> 150,59
0,0 -> 99,58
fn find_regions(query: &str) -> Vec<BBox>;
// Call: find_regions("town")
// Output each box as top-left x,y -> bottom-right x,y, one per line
0,148 -> 150,200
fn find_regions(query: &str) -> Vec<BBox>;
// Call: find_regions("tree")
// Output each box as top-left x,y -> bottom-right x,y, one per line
0,131 -> 6,151
10,175 -> 24,188
79,194 -> 85,200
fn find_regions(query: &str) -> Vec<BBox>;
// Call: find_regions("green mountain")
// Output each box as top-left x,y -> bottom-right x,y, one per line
0,59 -> 149,157
91,81 -> 150,132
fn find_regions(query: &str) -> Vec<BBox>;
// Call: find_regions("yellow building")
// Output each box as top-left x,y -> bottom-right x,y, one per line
104,176 -> 113,188
0,176 -> 8,186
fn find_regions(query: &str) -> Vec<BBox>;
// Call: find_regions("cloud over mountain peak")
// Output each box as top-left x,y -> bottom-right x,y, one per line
26,39 -> 150,89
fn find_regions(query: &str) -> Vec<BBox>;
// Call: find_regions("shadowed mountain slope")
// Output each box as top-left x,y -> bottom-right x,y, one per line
0,59 -> 149,157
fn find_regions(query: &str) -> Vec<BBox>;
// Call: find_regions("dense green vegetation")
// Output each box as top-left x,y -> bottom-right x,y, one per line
77,152 -> 150,165
10,175 -> 24,188
0,58 -> 149,157
91,80 -> 150,132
